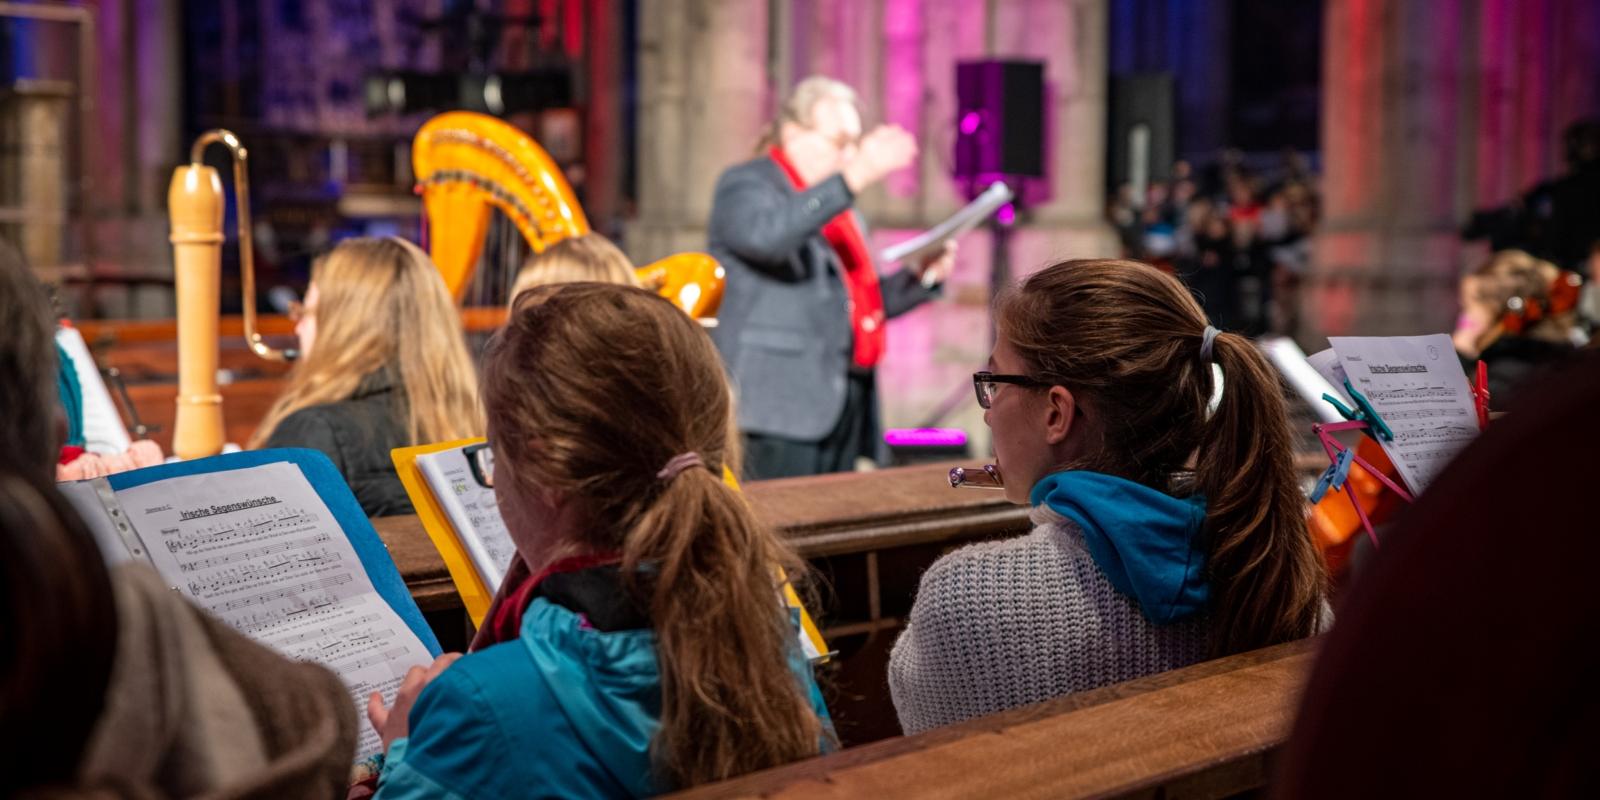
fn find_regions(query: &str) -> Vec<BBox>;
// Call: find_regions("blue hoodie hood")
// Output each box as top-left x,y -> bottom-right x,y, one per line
1029,470 -> 1210,624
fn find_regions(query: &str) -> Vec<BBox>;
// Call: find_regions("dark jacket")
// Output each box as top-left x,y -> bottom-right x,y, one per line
1458,335 -> 1577,412
707,156 -> 937,446
374,567 -> 832,798
1277,350 -> 1600,799
264,373 -> 413,517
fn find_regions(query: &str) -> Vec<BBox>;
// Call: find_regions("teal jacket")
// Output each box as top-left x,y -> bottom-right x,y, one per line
375,571 -> 832,798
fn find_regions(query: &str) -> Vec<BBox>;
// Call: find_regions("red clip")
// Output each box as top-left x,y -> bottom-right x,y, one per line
1472,360 -> 1491,431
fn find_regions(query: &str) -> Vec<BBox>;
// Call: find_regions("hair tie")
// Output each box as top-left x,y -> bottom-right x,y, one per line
1198,325 -> 1221,363
656,452 -> 705,481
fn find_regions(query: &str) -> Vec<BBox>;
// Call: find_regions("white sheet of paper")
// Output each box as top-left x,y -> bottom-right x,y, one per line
1262,338 -> 1346,424
880,181 -> 1013,265
113,462 -> 434,757
415,447 -> 517,590
57,327 -> 133,455
1326,335 -> 1479,495
1306,348 -> 1352,401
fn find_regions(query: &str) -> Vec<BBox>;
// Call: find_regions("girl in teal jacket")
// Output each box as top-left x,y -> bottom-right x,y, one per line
370,283 -> 833,798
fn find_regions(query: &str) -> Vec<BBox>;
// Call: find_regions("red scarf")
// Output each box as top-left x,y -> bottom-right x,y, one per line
471,551 -> 624,651
768,146 -> 887,369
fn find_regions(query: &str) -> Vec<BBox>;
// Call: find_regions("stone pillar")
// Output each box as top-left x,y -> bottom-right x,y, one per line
990,0 -> 1119,277
0,81 -> 72,273
628,0 -> 771,263
59,0 -> 184,319
1307,0 -> 1464,338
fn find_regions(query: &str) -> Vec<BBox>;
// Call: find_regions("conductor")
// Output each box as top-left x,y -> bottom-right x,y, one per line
708,76 -> 954,479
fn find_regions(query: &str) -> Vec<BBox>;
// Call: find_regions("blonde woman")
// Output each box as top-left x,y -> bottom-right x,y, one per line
507,233 -> 638,306
251,237 -> 483,516
1451,249 -> 1584,410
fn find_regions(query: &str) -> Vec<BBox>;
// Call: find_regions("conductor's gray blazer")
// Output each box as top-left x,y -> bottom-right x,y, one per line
707,155 -> 938,444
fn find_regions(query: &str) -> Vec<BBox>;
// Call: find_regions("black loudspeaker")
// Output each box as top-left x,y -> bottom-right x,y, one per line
955,60 -> 1045,182
1108,73 -> 1175,188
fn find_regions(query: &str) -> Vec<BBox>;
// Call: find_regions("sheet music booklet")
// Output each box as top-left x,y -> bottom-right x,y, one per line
58,448 -> 442,761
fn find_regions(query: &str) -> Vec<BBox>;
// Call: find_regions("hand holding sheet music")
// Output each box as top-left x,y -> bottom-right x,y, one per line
880,181 -> 1013,269
60,451 -> 441,760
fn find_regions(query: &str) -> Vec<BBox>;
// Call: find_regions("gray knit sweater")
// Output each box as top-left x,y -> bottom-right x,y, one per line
887,504 -> 1214,735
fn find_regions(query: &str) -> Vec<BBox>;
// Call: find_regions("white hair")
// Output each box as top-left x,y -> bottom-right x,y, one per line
758,76 -> 859,149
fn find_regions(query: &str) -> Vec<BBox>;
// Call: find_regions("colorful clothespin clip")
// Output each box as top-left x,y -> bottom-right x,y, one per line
1471,360 -> 1491,431
1309,446 -> 1356,504
1320,379 -> 1395,442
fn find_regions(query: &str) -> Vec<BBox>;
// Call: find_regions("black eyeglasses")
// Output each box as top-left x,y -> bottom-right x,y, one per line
972,371 -> 1047,409
464,442 -> 495,489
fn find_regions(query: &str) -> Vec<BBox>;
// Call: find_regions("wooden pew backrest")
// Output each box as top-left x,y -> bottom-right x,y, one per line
670,638 -> 1317,800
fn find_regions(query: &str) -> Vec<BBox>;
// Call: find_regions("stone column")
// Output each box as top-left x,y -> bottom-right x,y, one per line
989,0 -> 1120,277
628,0 -> 771,263
0,81 -> 72,273
1308,0 -> 1600,340
1307,0 -> 1464,338
61,0 -> 184,319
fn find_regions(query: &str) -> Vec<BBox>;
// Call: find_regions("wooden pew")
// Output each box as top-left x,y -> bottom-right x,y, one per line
670,638 -> 1318,800
372,461 -> 1028,613
372,461 -> 1033,745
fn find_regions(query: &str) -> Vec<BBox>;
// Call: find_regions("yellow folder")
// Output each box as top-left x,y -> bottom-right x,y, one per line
393,441 -> 827,659
392,438 -> 497,626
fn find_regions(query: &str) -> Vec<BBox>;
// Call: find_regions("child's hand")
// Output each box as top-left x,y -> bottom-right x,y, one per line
367,653 -> 462,753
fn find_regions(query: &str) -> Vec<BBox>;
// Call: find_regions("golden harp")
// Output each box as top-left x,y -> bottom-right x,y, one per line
412,111 -> 722,318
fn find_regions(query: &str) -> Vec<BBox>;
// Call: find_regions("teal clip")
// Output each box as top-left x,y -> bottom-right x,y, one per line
1310,447 -> 1355,504
1321,379 -> 1395,441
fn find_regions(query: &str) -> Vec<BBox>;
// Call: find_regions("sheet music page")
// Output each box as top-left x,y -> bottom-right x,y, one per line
880,181 -> 1013,265
113,461 -> 434,757
1327,335 -> 1479,495
415,448 -> 516,590
1305,347 -> 1350,398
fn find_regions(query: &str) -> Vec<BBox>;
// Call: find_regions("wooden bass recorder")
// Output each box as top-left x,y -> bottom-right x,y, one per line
169,130 -> 294,460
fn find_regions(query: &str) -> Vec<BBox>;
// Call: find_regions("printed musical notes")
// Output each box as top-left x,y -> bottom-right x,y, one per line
215,573 -> 354,611
177,532 -> 333,571
1325,335 -> 1481,495
415,448 -> 517,590
112,461 -> 436,758
164,508 -> 320,555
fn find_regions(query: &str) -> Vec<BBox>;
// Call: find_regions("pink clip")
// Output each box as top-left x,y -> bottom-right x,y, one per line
1312,421 -> 1415,550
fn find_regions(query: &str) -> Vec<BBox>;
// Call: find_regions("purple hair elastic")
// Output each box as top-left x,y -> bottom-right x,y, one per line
656,452 -> 705,481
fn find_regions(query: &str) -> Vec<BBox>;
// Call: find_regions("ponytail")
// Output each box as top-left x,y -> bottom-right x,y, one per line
1195,333 -> 1325,654
482,283 -> 825,790
998,259 -> 1326,658
625,466 -> 822,788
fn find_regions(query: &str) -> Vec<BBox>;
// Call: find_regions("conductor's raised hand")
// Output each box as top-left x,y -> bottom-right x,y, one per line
843,125 -> 918,193
367,652 -> 462,753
